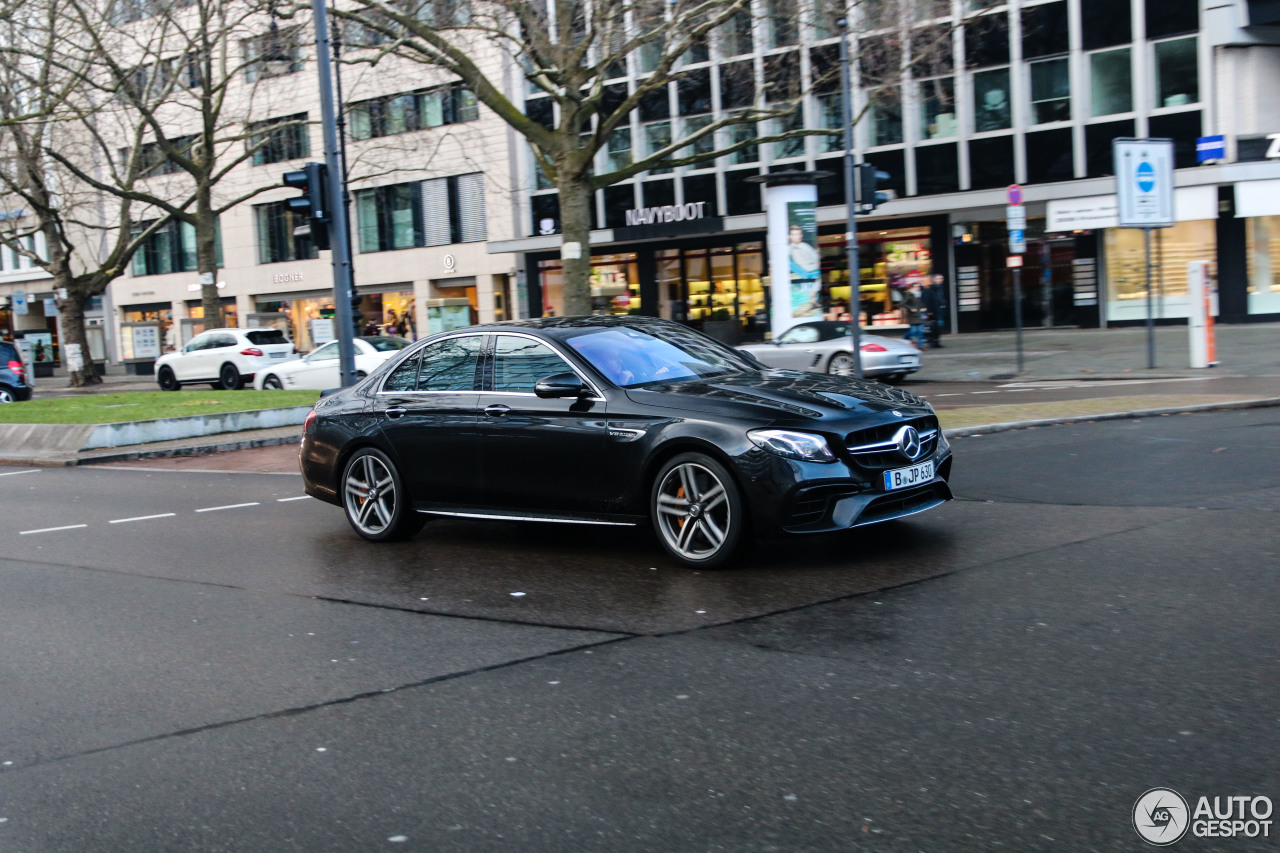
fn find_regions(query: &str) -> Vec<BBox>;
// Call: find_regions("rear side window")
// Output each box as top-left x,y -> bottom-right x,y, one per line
0,342 -> 17,361
417,335 -> 483,391
245,329 -> 289,345
492,335 -> 570,393
383,352 -> 420,392
211,334 -> 237,348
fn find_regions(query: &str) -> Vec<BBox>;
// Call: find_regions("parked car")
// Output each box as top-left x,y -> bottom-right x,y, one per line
738,321 -> 922,383
155,327 -> 296,391
300,316 -> 952,569
0,340 -> 33,403
254,336 -> 412,390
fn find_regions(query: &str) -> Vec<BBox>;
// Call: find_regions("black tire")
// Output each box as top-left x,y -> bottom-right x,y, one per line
0,386 -> 15,404
341,448 -> 426,542
651,452 -> 745,569
884,372 -> 905,384
355,370 -> 367,380
218,362 -> 243,390
262,374 -> 283,390
827,352 -> 856,376
157,367 -> 180,391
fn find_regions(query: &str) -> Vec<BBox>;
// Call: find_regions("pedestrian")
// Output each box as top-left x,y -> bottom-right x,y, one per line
923,273 -> 947,348
900,285 -> 926,349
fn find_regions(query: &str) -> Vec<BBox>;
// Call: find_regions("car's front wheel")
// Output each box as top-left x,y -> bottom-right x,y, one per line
262,374 -> 283,390
827,352 -> 856,375
157,366 -> 180,391
651,452 -> 744,569
342,448 -> 425,541
218,363 -> 243,390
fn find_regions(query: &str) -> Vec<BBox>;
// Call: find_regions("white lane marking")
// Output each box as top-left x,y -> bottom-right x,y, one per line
934,393 -> 961,397
195,502 -> 261,513
277,496 -> 311,502
109,513 -> 177,524
0,469 -> 40,477
20,524 -> 88,535
971,391 -> 1000,395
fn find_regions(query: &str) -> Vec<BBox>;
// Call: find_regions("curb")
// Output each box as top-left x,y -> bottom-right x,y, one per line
942,396 -> 1280,438
76,433 -> 303,466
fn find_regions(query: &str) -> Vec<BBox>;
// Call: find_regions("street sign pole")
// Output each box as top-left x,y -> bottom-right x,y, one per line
1114,138 -> 1175,371
1144,227 -> 1154,369
1006,186 -> 1025,372
837,19 -> 862,379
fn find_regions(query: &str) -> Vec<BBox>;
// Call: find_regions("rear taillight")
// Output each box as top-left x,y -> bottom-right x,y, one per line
292,346 -> 299,354
860,343 -> 888,352
240,347 -> 264,357
8,359 -> 24,376
303,410 -> 318,434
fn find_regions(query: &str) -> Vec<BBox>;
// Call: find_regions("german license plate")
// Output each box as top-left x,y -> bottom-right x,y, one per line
270,352 -> 287,358
884,460 -> 933,491
898,355 -> 918,364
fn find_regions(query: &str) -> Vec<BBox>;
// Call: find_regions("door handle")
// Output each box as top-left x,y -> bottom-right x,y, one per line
385,407 -> 407,419
484,404 -> 511,418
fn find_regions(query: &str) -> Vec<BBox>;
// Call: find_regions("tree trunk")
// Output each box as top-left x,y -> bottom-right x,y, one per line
558,172 -> 594,316
196,199 -> 222,328
60,287 -> 99,388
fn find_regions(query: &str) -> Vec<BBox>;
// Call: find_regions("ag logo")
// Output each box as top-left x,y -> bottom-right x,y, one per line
1134,788 -> 1190,846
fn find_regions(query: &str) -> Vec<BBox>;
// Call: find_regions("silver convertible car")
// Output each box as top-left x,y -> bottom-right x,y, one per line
738,321 -> 922,382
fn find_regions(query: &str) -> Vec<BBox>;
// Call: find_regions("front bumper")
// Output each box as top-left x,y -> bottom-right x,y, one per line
735,447 -> 953,536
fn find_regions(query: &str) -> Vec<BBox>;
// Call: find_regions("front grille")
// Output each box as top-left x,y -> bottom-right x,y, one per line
782,485 -> 862,531
845,416 -> 939,470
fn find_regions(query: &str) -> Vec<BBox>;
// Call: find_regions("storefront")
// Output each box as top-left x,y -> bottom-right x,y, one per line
1103,219 -> 1216,324
253,291 -> 335,352
356,285 -> 417,339
526,217 -> 946,343
1247,214 -> 1280,315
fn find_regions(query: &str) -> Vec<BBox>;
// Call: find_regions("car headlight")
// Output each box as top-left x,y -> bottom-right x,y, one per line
748,429 -> 836,463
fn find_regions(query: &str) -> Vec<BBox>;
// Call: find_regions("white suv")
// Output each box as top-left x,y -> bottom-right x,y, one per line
155,327 -> 297,391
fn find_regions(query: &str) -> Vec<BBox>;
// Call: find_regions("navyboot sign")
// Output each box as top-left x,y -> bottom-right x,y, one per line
624,201 -> 709,227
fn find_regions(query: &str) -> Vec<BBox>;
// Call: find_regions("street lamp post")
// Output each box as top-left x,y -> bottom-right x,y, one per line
837,18 -> 863,380
307,0 -> 357,387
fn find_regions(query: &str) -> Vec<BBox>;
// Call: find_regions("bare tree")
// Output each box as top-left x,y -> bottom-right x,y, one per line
330,0 -> 846,315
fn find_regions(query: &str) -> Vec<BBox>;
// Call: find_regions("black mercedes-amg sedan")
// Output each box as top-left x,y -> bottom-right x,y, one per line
299,316 -> 952,568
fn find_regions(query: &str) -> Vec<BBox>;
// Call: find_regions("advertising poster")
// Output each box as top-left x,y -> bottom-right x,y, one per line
130,326 -> 160,359
787,202 -> 821,320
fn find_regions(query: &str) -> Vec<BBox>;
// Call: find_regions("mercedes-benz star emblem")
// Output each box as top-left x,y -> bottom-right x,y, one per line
894,425 -> 922,460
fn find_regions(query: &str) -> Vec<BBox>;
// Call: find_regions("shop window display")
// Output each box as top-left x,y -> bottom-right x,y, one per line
1104,220 -> 1215,321
1246,216 -> 1280,315
819,228 -> 932,326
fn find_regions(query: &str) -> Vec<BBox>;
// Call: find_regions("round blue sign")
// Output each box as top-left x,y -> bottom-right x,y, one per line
1137,161 -> 1156,193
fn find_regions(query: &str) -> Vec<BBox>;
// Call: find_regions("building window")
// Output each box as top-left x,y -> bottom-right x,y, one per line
772,109 -> 805,159
605,127 -> 632,172
643,120 -> 673,174
132,219 -> 222,276
243,27 -> 304,82
357,184 -> 422,252
132,135 -> 197,178
919,77 -> 956,140
682,115 -> 715,162
973,68 -> 1011,132
1030,57 -> 1071,123
349,84 -> 477,140
768,0 -> 798,47
108,0 -> 192,25
1153,37 -> 1198,108
248,113 -> 309,166
818,93 -> 846,153
255,201 -> 318,264
356,173 -> 486,251
1089,48 -> 1132,116
868,89 -> 903,146
409,0 -> 473,29
725,119 -> 759,164
721,11 -> 753,56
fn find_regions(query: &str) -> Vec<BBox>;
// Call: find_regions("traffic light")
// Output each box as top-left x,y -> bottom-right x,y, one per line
856,163 -> 892,212
282,162 -> 331,250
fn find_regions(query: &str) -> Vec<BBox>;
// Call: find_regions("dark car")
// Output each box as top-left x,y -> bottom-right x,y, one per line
1,341 -> 33,403
299,317 -> 952,568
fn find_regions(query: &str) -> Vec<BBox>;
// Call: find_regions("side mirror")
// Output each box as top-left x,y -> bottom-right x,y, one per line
535,371 -> 587,399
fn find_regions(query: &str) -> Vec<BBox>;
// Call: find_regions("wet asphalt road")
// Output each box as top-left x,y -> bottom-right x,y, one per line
0,408 -> 1277,851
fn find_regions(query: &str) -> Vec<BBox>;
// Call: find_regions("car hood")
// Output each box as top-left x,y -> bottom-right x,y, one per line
624,369 -> 931,423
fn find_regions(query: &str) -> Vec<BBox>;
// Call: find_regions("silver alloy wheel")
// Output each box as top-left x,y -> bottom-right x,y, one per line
828,352 -> 855,375
344,453 -> 398,536
654,461 -> 732,562
0,388 -> 14,403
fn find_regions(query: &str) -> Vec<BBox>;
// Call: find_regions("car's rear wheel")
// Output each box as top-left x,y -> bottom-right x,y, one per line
218,363 -> 243,390
0,386 -> 15,404
651,452 -> 744,569
884,372 -> 905,384
262,374 -> 283,390
827,352 -> 856,376
342,448 -> 425,541
157,367 -> 180,391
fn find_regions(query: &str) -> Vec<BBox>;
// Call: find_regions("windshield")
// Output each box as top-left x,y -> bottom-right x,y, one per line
362,336 -> 412,352
565,325 -> 755,388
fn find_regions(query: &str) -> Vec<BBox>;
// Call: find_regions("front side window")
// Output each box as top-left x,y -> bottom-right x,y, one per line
1030,58 -> 1071,123
566,325 -> 754,388
1090,48 -> 1132,116
416,335 -> 483,391
383,352 -> 421,392
1154,37 -> 1198,108
777,325 -> 820,344
309,341 -> 340,361
492,336 -> 570,393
